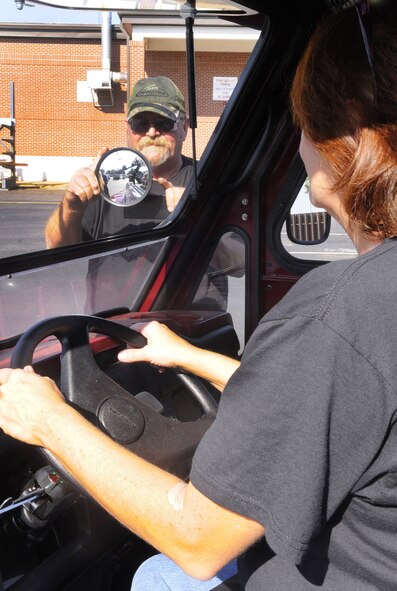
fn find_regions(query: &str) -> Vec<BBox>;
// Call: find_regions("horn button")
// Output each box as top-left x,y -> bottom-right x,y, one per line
98,397 -> 145,444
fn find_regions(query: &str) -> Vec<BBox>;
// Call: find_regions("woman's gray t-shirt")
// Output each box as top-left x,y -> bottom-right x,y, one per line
191,239 -> 397,590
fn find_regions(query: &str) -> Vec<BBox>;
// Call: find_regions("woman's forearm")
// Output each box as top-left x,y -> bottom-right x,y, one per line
174,343 -> 240,391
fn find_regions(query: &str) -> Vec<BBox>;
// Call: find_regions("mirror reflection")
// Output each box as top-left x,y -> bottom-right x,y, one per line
96,148 -> 153,207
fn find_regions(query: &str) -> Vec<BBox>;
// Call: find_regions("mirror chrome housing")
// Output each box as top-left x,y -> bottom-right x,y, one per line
95,147 -> 153,208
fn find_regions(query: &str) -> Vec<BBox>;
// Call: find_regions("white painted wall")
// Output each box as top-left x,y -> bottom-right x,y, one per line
13,156 -> 93,183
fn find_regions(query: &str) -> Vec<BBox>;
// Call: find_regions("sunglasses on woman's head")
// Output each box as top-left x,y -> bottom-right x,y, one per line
355,0 -> 377,100
128,116 -> 179,135
325,0 -> 376,101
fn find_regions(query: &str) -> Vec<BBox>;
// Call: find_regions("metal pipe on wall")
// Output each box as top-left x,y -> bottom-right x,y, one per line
101,11 -> 112,71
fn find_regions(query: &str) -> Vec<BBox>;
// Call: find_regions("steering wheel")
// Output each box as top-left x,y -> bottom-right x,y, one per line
10,315 -> 218,484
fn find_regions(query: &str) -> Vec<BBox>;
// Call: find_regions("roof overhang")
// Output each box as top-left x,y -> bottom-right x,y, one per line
120,12 -> 260,51
0,22 -> 125,39
14,1 -> 264,52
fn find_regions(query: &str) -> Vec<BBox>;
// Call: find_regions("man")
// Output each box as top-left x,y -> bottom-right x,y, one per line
45,76 -> 192,248
44,77 -> 193,313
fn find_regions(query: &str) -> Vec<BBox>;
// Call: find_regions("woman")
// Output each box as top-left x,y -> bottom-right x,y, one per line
0,2 -> 396,590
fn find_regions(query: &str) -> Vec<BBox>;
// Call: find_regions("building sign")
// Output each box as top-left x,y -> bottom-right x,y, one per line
212,77 -> 238,101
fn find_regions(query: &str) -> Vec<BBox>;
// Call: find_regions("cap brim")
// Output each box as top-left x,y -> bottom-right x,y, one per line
128,103 -> 180,121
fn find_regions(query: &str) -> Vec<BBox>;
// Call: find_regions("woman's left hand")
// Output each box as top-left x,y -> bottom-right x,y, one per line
0,366 -> 66,446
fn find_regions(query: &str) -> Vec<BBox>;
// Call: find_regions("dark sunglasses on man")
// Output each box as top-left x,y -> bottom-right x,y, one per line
128,115 -> 181,135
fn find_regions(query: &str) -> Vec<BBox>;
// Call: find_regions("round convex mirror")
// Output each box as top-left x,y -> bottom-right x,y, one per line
95,147 -> 153,207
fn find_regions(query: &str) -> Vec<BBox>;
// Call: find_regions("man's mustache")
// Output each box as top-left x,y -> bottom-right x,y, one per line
138,137 -> 169,149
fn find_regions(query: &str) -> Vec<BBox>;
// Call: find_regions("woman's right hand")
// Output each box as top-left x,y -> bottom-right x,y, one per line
118,321 -> 240,392
118,321 -> 193,370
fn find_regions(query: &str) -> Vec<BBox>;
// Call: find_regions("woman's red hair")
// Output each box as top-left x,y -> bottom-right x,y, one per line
290,3 -> 397,239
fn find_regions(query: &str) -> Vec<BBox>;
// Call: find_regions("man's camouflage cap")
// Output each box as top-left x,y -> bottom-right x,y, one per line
127,76 -> 186,121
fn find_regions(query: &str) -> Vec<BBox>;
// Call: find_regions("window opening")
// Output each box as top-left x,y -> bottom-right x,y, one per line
190,231 -> 246,353
281,179 -> 356,262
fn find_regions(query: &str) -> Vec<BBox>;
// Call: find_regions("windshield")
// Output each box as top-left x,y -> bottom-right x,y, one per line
0,0 -> 261,340
0,238 -> 169,340
1,2 -> 259,257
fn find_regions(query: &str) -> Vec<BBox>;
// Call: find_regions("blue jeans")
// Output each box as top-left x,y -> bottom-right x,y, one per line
131,553 -> 238,591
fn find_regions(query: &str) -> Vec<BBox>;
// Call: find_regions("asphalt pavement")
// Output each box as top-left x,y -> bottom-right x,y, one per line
0,183 -> 65,203
0,183 -> 66,257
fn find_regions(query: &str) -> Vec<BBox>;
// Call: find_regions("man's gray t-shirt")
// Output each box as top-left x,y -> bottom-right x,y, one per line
80,156 -> 193,313
81,155 -> 193,240
190,239 -> 397,590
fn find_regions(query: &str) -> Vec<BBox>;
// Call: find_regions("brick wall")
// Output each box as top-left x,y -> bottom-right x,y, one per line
0,35 -> 128,158
145,51 -> 250,157
0,27 -> 249,179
